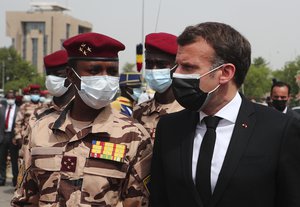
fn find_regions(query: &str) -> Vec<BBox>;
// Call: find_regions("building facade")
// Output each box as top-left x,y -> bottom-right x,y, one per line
6,2 -> 92,74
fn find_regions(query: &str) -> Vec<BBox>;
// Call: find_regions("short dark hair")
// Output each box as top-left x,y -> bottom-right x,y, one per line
271,81 -> 291,95
177,22 -> 251,88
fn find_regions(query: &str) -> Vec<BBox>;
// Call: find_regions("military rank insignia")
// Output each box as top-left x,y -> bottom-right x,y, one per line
90,140 -> 126,163
61,156 -> 77,172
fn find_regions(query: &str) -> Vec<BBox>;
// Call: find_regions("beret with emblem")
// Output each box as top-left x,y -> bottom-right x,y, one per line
63,32 -> 125,61
145,32 -> 178,56
119,73 -> 142,87
44,50 -> 68,72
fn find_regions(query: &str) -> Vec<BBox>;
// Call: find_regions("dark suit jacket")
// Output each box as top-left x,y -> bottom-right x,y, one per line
286,107 -> 300,120
150,97 -> 300,207
0,102 -> 18,144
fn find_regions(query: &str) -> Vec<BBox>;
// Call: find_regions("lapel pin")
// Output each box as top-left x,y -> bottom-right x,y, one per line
242,123 -> 248,128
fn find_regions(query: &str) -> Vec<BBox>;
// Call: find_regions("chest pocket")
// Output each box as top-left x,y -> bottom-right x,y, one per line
31,147 -> 64,203
81,158 -> 128,206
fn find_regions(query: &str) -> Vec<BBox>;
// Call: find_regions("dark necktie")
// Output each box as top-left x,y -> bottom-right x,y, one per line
196,115 -> 221,206
5,105 -> 12,130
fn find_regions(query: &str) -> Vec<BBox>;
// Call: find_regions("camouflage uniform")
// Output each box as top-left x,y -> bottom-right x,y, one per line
14,102 -> 44,145
133,98 -> 183,139
12,104 -> 152,207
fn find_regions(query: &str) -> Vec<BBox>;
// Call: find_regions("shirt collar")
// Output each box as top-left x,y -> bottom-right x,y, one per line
199,92 -> 242,124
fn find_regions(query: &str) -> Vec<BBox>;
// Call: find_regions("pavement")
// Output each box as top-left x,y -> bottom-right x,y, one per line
0,163 -> 15,206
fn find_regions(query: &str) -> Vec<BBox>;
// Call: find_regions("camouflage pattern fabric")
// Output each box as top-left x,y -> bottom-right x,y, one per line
133,98 -> 184,139
12,104 -> 152,207
14,102 -> 45,143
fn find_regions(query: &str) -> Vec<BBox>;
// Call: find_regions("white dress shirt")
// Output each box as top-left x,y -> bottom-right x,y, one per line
192,92 -> 242,192
5,103 -> 16,132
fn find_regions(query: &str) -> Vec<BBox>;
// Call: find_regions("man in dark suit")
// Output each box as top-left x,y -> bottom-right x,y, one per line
270,81 -> 300,120
150,22 -> 300,207
0,91 -> 19,186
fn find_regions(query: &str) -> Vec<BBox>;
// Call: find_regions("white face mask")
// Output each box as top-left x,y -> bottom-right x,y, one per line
22,95 -> 31,102
144,68 -> 172,93
72,68 -> 119,109
7,99 -> 15,105
45,75 -> 70,97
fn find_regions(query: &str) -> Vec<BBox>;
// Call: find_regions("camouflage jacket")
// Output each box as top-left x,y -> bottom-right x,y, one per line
133,98 -> 183,139
12,104 -> 152,207
14,102 -> 44,141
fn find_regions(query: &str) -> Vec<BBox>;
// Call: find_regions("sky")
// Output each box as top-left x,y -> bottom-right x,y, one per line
1,0 -> 300,70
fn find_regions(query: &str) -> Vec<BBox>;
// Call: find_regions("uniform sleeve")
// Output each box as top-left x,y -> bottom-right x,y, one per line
122,131 -> 152,207
276,117 -> 300,206
14,107 -> 25,141
11,129 -> 39,207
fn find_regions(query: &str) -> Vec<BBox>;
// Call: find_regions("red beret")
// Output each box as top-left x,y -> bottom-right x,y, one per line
28,84 -> 40,91
44,50 -> 68,70
63,32 -> 125,61
145,32 -> 178,56
22,87 -> 30,94
40,90 -> 49,96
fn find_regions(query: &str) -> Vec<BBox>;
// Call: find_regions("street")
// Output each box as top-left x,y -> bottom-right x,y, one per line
0,165 -> 15,206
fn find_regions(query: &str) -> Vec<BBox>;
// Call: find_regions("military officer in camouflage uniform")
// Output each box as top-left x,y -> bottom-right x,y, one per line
13,84 -> 44,148
16,50 -> 75,179
42,49 -> 75,113
12,32 -> 152,207
133,33 -> 183,139
111,73 -> 142,116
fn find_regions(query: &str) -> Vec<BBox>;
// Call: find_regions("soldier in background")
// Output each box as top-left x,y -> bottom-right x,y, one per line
133,32 -> 183,139
13,84 -> 44,148
111,72 -> 142,116
16,50 -> 75,176
43,49 -> 75,110
12,32 -> 152,207
21,87 -> 30,104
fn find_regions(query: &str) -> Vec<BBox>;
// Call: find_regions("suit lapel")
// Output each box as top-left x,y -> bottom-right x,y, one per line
210,97 -> 256,206
180,110 -> 203,206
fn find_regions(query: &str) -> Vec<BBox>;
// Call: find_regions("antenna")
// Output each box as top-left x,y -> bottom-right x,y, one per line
155,0 -> 162,32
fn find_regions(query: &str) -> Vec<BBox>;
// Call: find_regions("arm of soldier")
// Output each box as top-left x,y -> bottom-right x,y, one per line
122,127 -> 153,207
13,108 -> 25,145
149,118 -> 169,207
276,117 -> 300,206
11,129 -> 40,206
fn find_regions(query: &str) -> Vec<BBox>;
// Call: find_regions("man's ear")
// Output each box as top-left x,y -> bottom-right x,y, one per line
219,63 -> 235,84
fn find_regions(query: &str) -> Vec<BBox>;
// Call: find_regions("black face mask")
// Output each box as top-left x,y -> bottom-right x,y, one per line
172,73 -> 219,111
272,99 -> 287,112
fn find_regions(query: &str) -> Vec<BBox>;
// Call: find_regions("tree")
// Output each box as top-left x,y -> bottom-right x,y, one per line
0,47 -> 45,93
122,62 -> 136,73
272,56 -> 300,106
243,57 -> 272,100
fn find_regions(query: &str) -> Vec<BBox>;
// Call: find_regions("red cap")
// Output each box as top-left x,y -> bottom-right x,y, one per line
44,50 -> 68,70
145,32 -> 178,56
28,84 -> 41,91
63,32 -> 125,61
22,87 -> 30,95
40,90 -> 49,96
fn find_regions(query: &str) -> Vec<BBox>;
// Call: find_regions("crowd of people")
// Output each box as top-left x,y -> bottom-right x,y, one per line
0,21 -> 299,207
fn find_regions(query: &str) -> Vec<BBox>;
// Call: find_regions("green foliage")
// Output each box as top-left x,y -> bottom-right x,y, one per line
243,57 -> 272,100
272,56 -> 300,106
272,56 -> 300,95
0,47 -> 45,93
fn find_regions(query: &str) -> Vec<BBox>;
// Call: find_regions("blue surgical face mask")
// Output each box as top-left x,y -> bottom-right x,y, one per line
132,88 -> 143,101
144,68 -> 172,93
31,94 -> 40,102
